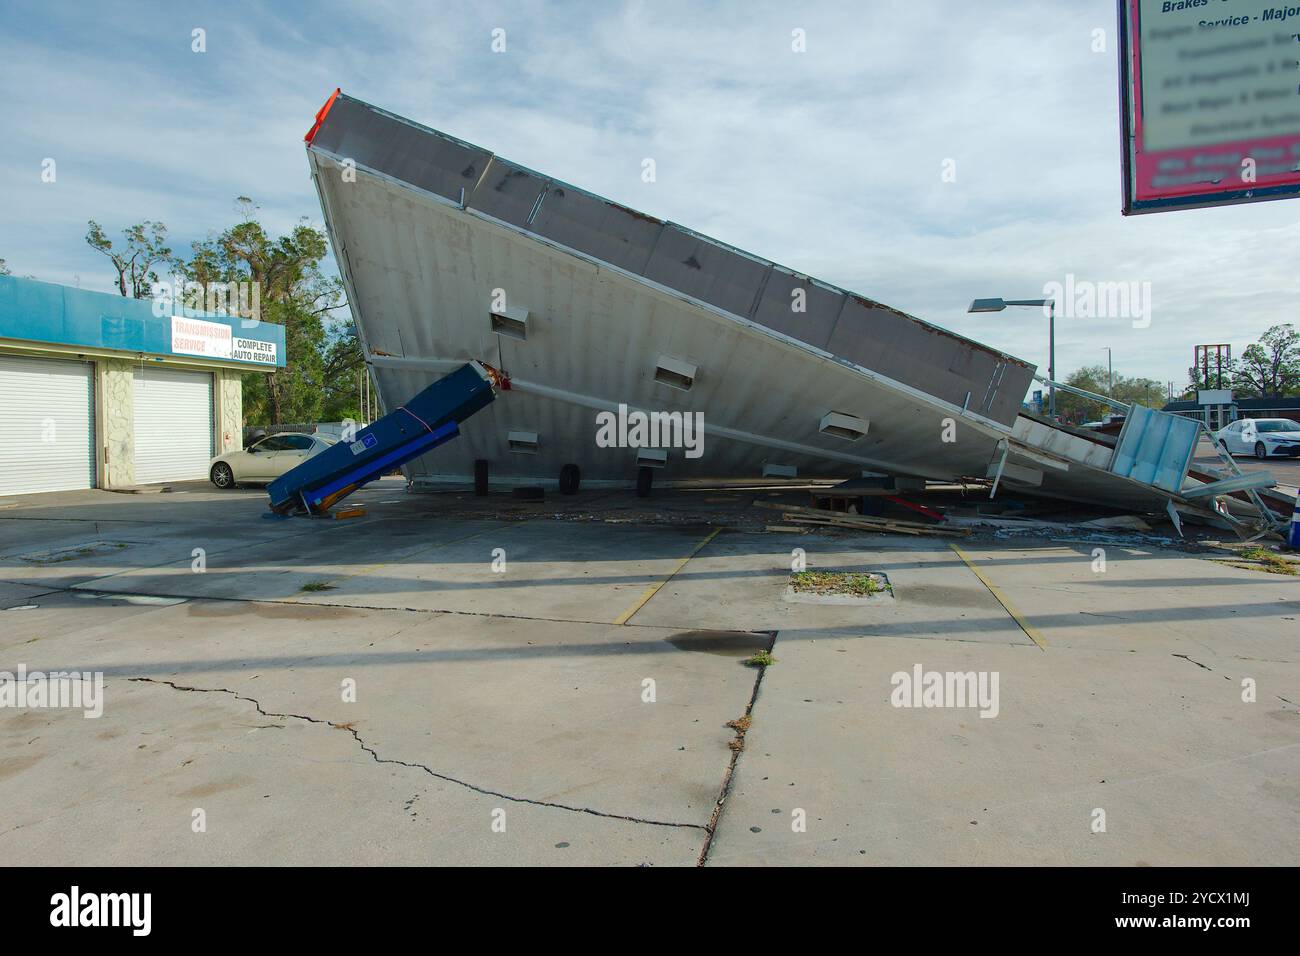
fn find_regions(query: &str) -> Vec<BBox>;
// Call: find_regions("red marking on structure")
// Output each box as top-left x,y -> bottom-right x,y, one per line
883,495 -> 944,521
304,88 -> 341,144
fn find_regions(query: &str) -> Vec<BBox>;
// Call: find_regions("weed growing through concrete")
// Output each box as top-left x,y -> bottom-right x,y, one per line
745,651 -> 777,667
22,542 -> 128,565
790,570 -> 890,596
725,714 -> 751,751
1218,547 -> 1298,576
299,580 -> 337,592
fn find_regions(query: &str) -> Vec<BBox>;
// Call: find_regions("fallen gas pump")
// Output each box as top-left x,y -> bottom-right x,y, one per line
266,361 -> 507,516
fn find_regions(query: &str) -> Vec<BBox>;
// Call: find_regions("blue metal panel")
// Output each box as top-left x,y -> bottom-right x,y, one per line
1110,405 -> 1200,492
305,422 -> 459,507
267,362 -> 495,513
0,276 -> 286,367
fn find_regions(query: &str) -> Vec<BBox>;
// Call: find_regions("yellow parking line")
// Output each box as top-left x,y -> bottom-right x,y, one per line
948,543 -> 1048,650
613,527 -> 721,625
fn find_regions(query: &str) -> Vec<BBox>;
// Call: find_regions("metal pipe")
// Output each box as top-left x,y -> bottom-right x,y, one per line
1031,374 -> 1129,412
1048,300 -> 1056,418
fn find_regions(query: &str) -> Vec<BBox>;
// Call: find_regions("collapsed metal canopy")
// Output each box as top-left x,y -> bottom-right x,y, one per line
303,90 -> 1288,526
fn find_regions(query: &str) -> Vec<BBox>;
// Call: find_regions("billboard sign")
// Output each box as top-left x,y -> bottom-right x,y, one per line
1118,0 -> 1300,214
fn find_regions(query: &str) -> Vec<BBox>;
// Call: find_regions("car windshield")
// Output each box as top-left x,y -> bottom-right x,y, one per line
1255,420 -> 1299,433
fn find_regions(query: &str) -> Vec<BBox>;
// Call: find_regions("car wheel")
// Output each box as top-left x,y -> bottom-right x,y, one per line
1254,442 -> 1269,460
210,462 -> 236,489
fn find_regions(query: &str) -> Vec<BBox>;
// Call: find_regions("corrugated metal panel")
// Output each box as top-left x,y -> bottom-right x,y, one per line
0,354 -> 94,495
1110,405 -> 1200,491
308,96 -> 1233,510
309,95 -> 491,205
133,367 -> 213,483
529,187 -> 663,274
307,93 -> 1035,427
316,167 -> 1008,483
641,225 -> 770,318
750,271 -> 843,350
466,158 -> 549,228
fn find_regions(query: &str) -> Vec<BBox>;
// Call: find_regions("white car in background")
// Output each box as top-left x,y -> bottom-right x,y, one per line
1213,418 -> 1300,460
209,433 -> 336,488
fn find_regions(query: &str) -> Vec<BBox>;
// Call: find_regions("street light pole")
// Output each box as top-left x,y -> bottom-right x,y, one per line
1102,347 -> 1113,399
1048,300 -> 1055,418
967,296 -> 1057,419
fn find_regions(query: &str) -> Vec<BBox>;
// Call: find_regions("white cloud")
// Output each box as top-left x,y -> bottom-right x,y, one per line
0,0 -> 1295,392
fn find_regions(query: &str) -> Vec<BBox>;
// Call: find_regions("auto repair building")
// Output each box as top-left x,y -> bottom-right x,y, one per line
0,275 -> 285,495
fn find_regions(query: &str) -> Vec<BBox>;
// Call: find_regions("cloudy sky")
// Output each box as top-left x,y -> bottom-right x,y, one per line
1,0 -> 1295,393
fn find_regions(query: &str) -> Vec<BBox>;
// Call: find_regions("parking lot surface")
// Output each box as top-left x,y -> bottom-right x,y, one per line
1,479 -> 1296,865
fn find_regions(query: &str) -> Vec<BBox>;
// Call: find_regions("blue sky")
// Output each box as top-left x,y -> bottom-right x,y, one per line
1,0 -> 1296,391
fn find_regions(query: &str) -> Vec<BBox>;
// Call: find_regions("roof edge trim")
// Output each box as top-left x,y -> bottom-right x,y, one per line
304,87 -> 342,144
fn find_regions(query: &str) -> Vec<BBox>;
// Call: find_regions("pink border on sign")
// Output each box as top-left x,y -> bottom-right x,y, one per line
1126,0 -> 1300,203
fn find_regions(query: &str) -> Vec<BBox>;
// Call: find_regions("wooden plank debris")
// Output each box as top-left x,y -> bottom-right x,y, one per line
753,500 -> 970,537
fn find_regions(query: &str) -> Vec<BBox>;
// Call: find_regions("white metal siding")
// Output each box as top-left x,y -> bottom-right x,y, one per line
0,354 -> 95,495
133,367 -> 213,483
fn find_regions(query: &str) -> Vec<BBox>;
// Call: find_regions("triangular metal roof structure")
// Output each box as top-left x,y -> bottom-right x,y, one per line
303,90 -> 1291,529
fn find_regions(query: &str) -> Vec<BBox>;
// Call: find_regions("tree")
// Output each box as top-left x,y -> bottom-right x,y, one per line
177,201 -> 361,425
1052,365 -> 1163,423
0,258 -> 10,276
1052,366 -> 1110,423
85,220 -> 173,298
1232,324 -> 1300,399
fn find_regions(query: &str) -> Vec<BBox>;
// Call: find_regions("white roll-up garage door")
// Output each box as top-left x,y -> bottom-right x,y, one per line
0,355 -> 96,495
133,367 -> 214,484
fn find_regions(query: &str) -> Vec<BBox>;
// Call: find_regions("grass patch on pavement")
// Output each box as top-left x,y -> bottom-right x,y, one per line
299,580 -> 337,592
1220,547 -> 1299,576
790,569 -> 891,596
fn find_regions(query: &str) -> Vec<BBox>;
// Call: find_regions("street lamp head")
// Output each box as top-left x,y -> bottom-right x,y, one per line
967,298 -> 1007,313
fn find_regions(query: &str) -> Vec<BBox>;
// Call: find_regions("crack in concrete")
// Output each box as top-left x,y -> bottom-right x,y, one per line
1173,653 -> 1213,672
12,578 -> 731,632
127,677 -> 706,832
1172,653 -> 1297,706
696,631 -> 776,866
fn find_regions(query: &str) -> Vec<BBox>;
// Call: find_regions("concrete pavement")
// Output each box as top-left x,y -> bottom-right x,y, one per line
1,480 -> 1296,865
